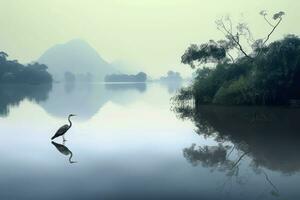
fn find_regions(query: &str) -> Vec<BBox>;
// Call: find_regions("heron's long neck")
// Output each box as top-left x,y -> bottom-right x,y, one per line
68,116 -> 72,128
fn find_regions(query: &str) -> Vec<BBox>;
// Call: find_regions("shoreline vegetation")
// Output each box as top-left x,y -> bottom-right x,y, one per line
174,11 -> 300,106
0,51 -> 52,85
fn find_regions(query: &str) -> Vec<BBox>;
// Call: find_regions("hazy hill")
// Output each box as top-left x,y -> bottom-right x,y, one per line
38,39 -> 115,81
110,60 -> 140,74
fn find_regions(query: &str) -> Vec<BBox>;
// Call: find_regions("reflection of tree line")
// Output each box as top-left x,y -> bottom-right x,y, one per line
105,83 -> 146,93
40,82 -> 148,120
176,106 -> 300,173
0,84 -> 52,116
0,82 -> 148,119
183,142 -> 250,175
174,105 -> 300,196
159,80 -> 183,94
184,142 -> 279,196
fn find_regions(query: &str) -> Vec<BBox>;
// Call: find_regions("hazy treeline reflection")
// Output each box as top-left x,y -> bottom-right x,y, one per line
173,105 -> 300,197
159,80 -> 183,94
0,82 -> 149,119
173,105 -> 300,174
0,84 -> 52,116
105,83 -> 146,93
41,82 -> 149,120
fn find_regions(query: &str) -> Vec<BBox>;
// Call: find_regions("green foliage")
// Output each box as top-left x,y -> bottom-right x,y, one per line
191,61 -> 252,105
252,35 -> 300,104
178,35 -> 300,105
213,76 -> 253,105
0,52 -> 52,84
181,40 -> 227,68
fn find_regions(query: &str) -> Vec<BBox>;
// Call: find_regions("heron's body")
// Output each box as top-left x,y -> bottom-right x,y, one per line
51,124 -> 70,140
51,114 -> 75,140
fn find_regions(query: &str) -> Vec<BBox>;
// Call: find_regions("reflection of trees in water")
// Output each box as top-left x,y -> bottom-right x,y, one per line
64,82 -> 75,94
0,84 -> 52,116
0,83 -> 147,119
40,83 -> 148,121
183,142 -> 279,196
184,143 -> 230,169
183,142 -> 249,174
41,83 -> 105,120
159,80 -> 183,94
175,105 -> 300,174
105,83 -> 146,93
174,104 -> 300,196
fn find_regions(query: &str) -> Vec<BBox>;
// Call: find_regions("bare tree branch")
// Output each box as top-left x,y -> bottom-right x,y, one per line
263,15 -> 275,27
230,151 -> 250,169
262,17 -> 283,47
216,19 -> 253,60
263,171 -> 279,194
256,16 -> 283,57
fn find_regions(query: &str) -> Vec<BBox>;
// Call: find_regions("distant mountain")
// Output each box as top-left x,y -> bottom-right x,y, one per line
38,39 -> 115,81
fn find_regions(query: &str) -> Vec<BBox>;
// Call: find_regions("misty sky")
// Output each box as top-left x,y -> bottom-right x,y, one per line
0,0 -> 299,77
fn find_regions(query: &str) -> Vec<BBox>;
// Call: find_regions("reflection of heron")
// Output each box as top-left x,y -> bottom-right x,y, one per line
51,141 -> 77,163
51,114 -> 76,141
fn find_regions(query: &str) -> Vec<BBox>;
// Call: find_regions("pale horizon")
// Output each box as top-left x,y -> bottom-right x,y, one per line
1,0 -> 299,78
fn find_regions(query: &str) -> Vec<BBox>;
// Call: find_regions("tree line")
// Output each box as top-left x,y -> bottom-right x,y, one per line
105,72 -> 147,82
0,51 -> 52,84
176,11 -> 300,105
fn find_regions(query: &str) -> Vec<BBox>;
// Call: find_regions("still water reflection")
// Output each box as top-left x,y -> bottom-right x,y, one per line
0,82 -> 299,200
52,141 -> 77,164
0,84 -> 52,117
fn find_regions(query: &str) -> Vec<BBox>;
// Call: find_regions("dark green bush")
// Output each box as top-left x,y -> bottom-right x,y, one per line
177,35 -> 300,105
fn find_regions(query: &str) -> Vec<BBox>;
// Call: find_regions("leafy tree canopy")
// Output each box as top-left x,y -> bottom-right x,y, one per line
0,52 -> 52,84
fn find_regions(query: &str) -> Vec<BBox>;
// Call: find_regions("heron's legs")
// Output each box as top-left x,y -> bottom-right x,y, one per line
63,135 -> 67,142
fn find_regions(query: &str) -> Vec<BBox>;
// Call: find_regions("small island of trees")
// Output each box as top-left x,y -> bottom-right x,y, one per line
105,72 -> 147,82
0,51 -> 52,84
160,71 -> 183,82
175,11 -> 300,106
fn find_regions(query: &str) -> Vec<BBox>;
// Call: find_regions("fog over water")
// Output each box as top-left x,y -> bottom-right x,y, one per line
0,82 -> 300,200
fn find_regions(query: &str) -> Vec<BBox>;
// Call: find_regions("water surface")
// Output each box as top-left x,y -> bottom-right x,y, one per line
0,82 -> 300,200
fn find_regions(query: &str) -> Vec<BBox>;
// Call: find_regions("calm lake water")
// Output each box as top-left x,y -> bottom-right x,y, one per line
0,82 -> 300,200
